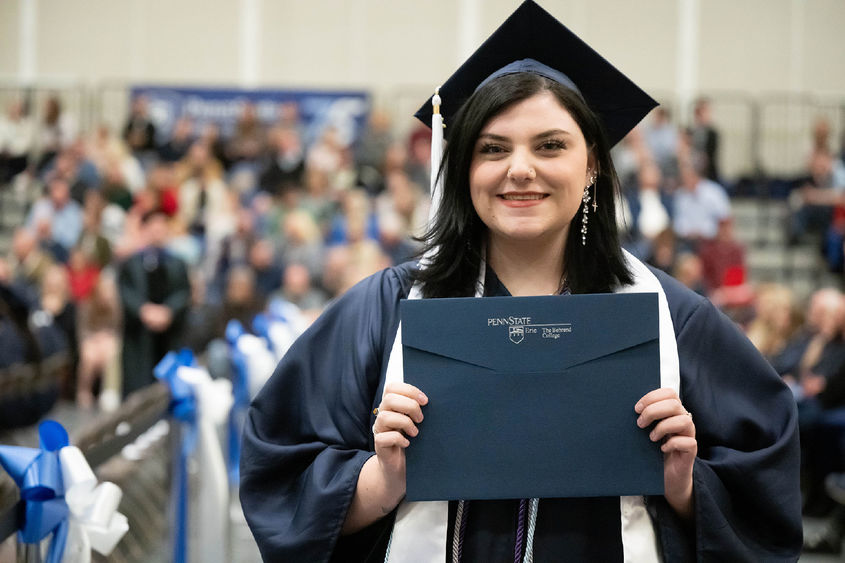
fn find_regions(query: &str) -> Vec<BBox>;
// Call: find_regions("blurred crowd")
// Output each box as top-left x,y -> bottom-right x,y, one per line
3,92 -> 845,551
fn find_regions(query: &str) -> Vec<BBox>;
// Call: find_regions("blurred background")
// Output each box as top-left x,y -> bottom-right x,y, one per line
0,0 -> 844,560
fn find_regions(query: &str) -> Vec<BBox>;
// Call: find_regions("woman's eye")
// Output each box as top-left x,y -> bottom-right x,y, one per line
479,143 -> 506,154
538,140 -> 566,151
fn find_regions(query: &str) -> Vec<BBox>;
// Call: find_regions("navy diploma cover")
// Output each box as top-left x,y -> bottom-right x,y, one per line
401,293 -> 664,501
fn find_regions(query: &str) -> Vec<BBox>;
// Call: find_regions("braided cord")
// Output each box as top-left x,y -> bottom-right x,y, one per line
452,500 -> 469,563
514,499 -> 528,563
522,498 -> 540,563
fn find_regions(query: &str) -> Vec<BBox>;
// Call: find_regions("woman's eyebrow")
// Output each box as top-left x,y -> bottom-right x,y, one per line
533,129 -> 573,140
476,133 -> 510,142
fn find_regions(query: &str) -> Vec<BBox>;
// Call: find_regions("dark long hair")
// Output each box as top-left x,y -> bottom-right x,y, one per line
413,72 -> 632,297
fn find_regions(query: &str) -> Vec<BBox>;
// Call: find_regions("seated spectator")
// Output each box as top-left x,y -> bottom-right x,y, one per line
299,165 -> 338,232
746,284 -> 800,368
147,163 -> 179,216
270,263 -> 327,319
326,189 -> 380,246
175,141 -> 233,253
259,125 -> 305,196
697,216 -> 746,293
619,160 -> 670,259
217,265 -> 266,338
199,122 -> 229,171
248,239 -> 283,301
279,210 -> 324,282
672,153 -> 731,245
672,252 -> 705,295
76,274 -> 121,409
26,176 -> 84,256
378,211 -> 418,267
99,157 -> 134,211
66,247 -> 100,302
376,170 -> 429,238
9,227 -> 54,293
0,283 -> 66,429
405,126 -> 432,192
158,116 -> 194,163
791,290 -> 845,400
307,126 -> 354,192
45,148 -> 96,205
39,264 -> 78,397
646,227 -> 679,274
355,108 -> 393,194
226,102 -> 266,167
643,107 -> 679,181
212,207 -> 257,297
179,273 -> 220,355
789,149 -> 845,243
777,289 -> 842,382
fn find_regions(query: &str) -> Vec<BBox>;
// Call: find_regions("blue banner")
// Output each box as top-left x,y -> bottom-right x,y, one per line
129,86 -> 370,148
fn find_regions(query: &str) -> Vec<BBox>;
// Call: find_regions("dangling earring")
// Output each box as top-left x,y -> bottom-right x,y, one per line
581,171 -> 597,246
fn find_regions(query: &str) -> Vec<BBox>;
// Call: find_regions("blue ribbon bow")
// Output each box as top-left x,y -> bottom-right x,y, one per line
0,420 -> 72,563
154,349 -> 198,563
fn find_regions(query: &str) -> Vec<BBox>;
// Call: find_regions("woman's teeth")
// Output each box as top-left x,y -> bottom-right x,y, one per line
500,193 -> 546,200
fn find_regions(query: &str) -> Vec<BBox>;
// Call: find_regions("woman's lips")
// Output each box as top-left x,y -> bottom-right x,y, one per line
497,193 -> 549,206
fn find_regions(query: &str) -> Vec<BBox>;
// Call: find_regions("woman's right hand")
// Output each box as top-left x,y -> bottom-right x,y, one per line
372,382 -> 428,501
342,382 -> 429,534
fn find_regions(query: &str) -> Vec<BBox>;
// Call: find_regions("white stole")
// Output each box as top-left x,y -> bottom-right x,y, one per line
383,250 -> 679,562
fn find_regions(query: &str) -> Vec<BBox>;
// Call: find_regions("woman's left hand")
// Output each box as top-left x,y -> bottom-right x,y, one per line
635,388 -> 697,520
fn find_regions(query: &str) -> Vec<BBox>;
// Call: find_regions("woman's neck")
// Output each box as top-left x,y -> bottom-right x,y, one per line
486,234 -> 567,297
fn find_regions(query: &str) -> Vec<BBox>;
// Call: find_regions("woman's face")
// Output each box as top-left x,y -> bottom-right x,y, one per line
469,91 -> 593,249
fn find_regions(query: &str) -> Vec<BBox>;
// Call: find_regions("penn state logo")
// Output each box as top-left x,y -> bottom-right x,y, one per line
509,326 -> 524,344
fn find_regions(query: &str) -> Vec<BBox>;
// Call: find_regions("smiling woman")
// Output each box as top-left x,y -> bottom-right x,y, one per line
239,2 -> 803,561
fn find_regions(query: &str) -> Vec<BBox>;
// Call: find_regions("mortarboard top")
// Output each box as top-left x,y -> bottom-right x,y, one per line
414,0 -> 658,147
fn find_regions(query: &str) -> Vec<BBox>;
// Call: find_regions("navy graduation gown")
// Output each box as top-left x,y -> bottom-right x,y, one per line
240,263 -> 802,562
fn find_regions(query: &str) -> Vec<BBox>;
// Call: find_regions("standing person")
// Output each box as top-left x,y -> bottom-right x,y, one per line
122,95 -> 158,156
117,208 -> 190,398
240,2 -> 801,561
689,98 -> 720,183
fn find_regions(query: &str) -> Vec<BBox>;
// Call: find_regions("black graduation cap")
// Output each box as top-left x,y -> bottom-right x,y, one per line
414,0 -> 658,147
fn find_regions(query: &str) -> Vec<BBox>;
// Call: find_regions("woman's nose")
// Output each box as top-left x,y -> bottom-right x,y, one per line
506,150 -> 536,183
507,163 -> 536,183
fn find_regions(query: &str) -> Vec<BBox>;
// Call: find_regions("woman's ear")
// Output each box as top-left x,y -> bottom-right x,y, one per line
586,150 -> 598,185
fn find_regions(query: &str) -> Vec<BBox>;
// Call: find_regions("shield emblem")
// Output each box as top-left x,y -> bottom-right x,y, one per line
509,326 -> 524,344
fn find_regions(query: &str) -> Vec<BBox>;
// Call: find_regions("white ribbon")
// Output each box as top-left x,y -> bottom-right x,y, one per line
174,366 -> 233,563
236,334 -> 279,398
58,446 -> 129,563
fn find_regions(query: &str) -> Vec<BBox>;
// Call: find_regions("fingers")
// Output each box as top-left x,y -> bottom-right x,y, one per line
648,413 -> 696,443
384,382 -> 429,407
660,435 -> 698,455
380,383 -> 428,424
373,410 -> 419,437
635,387 -> 678,414
374,431 -> 410,450
635,388 -> 689,429
371,383 -> 428,449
